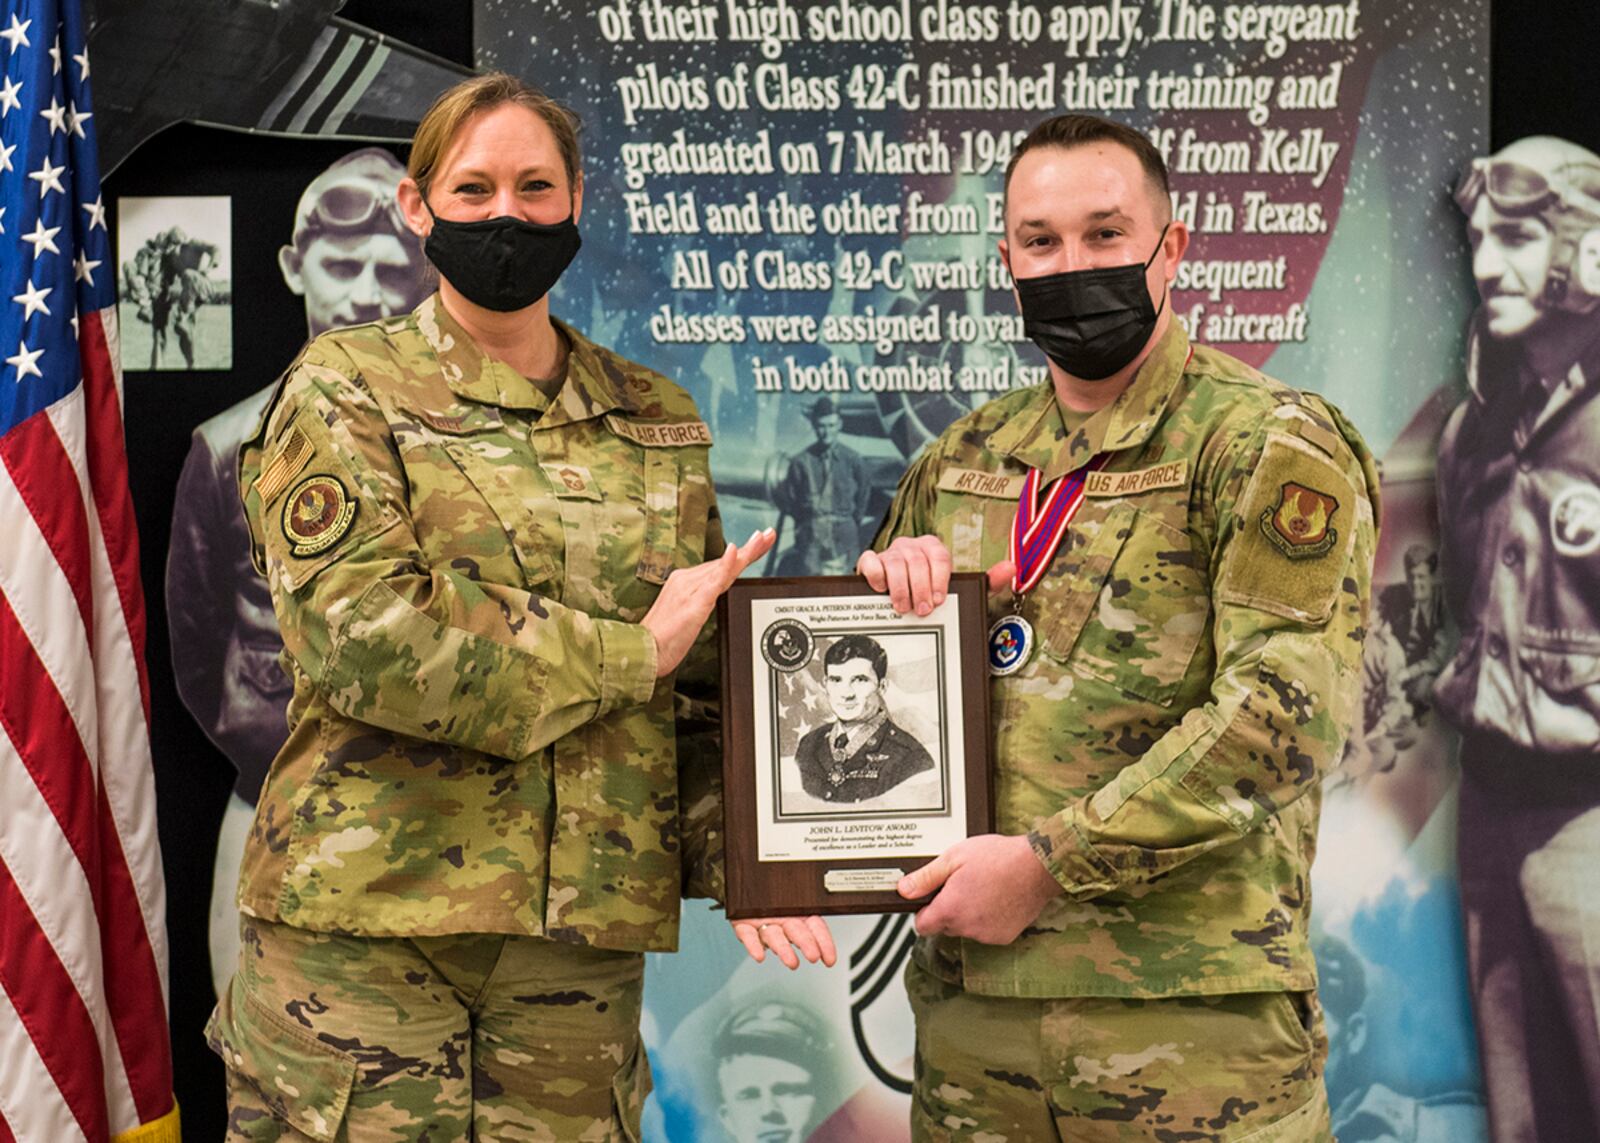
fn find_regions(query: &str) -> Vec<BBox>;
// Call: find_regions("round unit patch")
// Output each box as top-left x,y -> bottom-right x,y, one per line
1551,482 -> 1600,558
761,618 -> 814,672
282,474 -> 358,558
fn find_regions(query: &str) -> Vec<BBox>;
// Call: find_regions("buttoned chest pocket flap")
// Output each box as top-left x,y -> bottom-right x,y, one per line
1038,501 -> 1209,706
395,406 -> 559,590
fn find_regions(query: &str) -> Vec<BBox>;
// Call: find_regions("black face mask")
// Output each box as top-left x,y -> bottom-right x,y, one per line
1014,227 -> 1169,381
422,198 -> 582,313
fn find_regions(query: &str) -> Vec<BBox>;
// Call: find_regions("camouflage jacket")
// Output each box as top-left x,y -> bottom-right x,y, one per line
877,323 -> 1380,998
236,294 -> 725,951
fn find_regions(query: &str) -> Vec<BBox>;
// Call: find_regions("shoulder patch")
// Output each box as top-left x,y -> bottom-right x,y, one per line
605,414 -> 712,448
281,474 -> 358,557
1217,434 -> 1359,624
1260,481 -> 1339,557
936,467 -> 1025,498
254,425 -> 313,507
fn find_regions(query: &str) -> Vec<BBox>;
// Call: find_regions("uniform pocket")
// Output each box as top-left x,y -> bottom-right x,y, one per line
207,982 -> 356,1142
1038,502 -> 1208,707
609,1039 -> 653,1143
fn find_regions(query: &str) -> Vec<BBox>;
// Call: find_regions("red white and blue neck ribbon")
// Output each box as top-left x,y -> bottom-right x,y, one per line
1008,456 -> 1109,595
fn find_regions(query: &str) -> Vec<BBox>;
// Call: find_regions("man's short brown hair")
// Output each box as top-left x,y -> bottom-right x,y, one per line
1003,114 -> 1171,221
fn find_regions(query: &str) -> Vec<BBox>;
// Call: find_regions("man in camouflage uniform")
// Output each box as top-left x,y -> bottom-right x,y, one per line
1435,135 -> 1600,1141
858,115 -> 1379,1140
208,294 -> 737,1139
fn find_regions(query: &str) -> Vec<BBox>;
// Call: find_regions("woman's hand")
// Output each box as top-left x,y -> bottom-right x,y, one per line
642,528 -> 776,677
730,915 -> 837,970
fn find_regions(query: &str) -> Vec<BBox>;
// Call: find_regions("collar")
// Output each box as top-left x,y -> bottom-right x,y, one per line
413,294 -> 638,423
988,321 -> 1191,482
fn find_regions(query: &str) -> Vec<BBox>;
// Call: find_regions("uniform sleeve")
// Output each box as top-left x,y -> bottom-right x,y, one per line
1028,412 -> 1379,899
872,445 -> 941,547
676,490 -> 728,902
245,347 -> 658,764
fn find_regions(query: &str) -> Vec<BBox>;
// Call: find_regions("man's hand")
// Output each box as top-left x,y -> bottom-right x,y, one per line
642,529 -> 776,677
730,915 -> 838,970
857,535 -> 1014,616
897,834 -> 1062,945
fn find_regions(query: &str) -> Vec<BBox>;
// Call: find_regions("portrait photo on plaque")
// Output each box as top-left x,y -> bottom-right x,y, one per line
719,576 -> 992,918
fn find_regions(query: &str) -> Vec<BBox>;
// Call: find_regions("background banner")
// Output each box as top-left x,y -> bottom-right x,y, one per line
470,2 -> 1490,1138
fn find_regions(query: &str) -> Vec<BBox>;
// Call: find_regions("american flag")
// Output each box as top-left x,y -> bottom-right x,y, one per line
0,0 -> 177,1140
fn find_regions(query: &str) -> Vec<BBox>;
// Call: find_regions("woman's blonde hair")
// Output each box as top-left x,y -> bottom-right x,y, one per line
407,72 -> 582,199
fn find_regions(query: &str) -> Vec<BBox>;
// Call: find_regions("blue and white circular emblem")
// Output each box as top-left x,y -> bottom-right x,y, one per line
988,614 -> 1034,677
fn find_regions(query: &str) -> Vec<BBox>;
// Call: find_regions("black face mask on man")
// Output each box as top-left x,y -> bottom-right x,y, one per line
421,197 -> 582,313
1014,226 -> 1170,381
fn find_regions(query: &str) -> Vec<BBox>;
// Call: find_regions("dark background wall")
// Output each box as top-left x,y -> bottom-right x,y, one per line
98,1 -> 1599,1136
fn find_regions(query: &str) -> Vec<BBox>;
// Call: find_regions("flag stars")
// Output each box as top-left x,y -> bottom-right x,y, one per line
82,195 -> 106,231
0,138 -> 14,173
0,206 -> 6,235
67,102 -> 90,139
74,251 -> 101,286
72,48 -> 89,81
1,14 -> 30,54
29,156 -> 65,198
6,342 -> 44,382
48,35 -> 61,75
13,279 -> 52,321
22,218 -> 61,257
40,96 -> 67,135
0,75 -> 20,117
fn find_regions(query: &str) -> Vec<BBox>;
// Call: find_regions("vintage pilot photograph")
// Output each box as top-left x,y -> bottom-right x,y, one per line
771,629 -> 949,818
116,195 -> 233,371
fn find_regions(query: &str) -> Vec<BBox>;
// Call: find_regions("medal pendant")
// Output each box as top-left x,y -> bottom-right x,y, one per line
988,614 -> 1034,676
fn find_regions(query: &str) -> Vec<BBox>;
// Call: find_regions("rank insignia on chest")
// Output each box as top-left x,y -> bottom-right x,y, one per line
1261,481 -> 1339,559
282,474 -> 358,557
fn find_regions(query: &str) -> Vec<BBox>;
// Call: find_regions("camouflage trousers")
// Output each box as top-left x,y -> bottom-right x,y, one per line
206,918 -> 649,1141
906,959 -> 1332,1142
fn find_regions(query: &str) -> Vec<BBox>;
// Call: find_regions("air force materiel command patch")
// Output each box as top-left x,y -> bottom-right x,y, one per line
282,475 -> 358,557
1261,481 -> 1340,558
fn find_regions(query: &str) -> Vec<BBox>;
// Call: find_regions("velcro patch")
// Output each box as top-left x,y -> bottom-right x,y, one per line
1083,459 -> 1190,498
281,474 -> 357,558
1217,434 -> 1358,624
254,426 -> 313,507
936,467 -> 1026,498
606,415 -> 712,448
1261,482 -> 1339,558
542,462 -> 602,500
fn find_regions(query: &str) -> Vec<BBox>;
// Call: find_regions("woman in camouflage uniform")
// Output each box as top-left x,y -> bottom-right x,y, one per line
208,73 -> 793,1140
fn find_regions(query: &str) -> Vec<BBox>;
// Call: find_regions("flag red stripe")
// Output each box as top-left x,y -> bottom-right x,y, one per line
0,860 -> 109,1142
79,310 -> 150,722
0,585 -> 99,876
0,410 -> 95,639
78,313 -> 175,1120
0,1109 -> 16,1143
0,585 -> 168,1123
91,812 -> 172,1124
